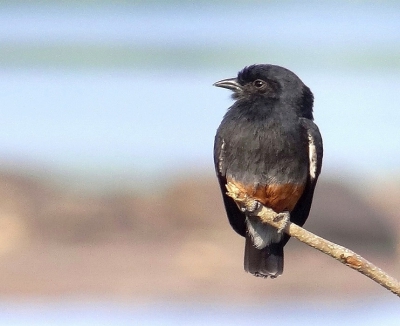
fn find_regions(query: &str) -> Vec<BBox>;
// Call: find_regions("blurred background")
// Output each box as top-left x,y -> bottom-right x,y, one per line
1,0 -> 400,324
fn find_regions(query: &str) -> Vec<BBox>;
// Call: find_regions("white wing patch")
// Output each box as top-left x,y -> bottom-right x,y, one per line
218,139 -> 225,174
308,131 -> 317,180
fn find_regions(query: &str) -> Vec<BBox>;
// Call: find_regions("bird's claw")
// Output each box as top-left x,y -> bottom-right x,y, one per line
243,200 -> 260,213
226,182 -> 261,213
273,211 -> 290,233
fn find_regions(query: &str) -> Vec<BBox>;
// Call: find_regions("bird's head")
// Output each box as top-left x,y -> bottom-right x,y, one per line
214,64 -> 314,119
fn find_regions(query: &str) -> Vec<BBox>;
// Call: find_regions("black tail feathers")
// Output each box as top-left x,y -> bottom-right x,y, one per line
244,235 -> 284,278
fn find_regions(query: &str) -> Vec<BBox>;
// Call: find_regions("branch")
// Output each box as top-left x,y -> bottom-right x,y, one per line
225,182 -> 400,298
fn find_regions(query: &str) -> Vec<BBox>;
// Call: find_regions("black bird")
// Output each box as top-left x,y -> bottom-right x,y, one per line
213,64 -> 323,278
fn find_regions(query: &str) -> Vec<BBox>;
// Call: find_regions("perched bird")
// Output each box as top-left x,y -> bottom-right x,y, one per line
213,64 -> 323,278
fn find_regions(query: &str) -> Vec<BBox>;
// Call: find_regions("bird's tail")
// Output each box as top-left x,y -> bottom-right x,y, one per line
244,234 -> 284,278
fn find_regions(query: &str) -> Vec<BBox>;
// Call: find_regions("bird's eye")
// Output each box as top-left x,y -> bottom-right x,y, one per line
253,79 -> 265,88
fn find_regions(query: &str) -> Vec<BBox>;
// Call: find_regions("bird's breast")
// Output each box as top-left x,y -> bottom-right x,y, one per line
222,115 -> 309,186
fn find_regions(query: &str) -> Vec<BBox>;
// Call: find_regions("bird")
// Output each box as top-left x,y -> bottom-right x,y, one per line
213,64 -> 323,278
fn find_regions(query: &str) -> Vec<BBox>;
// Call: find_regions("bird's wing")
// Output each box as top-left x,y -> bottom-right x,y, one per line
214,134 -> 247,237
285,118 -> 323,242
214,118 -> 322,239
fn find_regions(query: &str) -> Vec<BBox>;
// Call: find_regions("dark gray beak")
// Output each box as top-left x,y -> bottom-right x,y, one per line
213,78 -> 243,93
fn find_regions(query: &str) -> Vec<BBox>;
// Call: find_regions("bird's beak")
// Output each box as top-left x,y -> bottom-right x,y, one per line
213,78 -> 243,93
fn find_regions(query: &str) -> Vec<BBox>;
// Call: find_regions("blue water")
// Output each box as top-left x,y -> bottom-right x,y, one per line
0,1 -> 400,183
2,68 -> 399,185
0,300 -> 399,325
1,2 -> 399,47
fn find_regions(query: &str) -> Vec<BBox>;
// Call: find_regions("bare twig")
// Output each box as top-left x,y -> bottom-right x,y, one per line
226,182 -> 400,298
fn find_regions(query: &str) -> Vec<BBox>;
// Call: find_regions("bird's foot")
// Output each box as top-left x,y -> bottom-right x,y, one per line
226,182 -> 260,213
241,200 -> 260,213
273,211 -> 290,233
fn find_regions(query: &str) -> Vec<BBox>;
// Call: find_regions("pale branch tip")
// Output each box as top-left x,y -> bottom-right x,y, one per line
225,181 -> 400,298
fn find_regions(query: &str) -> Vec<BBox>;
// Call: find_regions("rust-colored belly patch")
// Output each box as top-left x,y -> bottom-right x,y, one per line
227,178 -> 305,213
